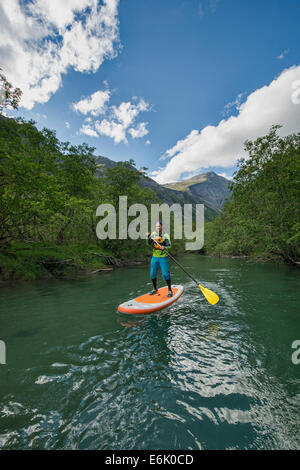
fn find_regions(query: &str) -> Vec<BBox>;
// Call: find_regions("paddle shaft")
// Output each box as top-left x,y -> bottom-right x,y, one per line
149,236 -> 220,305
149,237 -> 199,285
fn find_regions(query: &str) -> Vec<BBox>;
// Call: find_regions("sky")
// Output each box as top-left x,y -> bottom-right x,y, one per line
1,0 -> 300,184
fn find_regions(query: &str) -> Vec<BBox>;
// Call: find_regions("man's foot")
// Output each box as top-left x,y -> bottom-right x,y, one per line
167,289 -> 173,297
150,290 -> 158,295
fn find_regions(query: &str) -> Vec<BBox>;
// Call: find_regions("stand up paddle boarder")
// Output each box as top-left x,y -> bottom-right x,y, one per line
146,221 -> 173,297
118,222 -> 219,315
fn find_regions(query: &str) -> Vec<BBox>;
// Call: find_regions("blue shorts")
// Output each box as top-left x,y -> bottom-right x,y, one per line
150,256 -> 170,281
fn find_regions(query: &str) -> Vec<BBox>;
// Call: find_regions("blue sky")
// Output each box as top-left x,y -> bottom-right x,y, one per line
2,0 -> 300,183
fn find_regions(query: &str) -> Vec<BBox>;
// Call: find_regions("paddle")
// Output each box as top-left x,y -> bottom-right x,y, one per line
149,237 -> 219,305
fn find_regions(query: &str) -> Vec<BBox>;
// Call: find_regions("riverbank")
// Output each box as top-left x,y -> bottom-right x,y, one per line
202,128 -> 300,267
0,241 -> 151,283
202,249 -> 289,264
0,239 -> 190,283
2,240 -> 298,285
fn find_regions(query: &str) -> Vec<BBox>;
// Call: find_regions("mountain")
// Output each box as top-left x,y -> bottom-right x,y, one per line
0,115 -> 225,220
163,171 -> 231,210
94,155 -> 118,172
94,156 -> 220,220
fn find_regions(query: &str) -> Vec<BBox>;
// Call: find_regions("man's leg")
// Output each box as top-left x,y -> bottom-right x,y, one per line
160,258 -> 172,296
150,257 -> 159,294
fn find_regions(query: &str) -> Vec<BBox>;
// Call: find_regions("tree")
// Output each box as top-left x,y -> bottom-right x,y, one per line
139,166 -> 148,176
0,69 -> 22,113
205,126 -> 300,264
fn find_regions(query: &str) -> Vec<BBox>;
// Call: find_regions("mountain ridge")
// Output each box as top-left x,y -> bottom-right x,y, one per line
94,156 -> 230,219
163,171 -> 232,210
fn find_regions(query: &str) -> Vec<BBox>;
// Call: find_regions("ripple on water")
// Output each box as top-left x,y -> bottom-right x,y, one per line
0,260 -> 299,449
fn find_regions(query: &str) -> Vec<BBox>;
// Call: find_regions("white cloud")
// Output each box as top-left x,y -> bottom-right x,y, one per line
160,129 -> 200,161
0,0 -> 120,109
223,92 -> 245,116
152,65 -> 300,184
145,140 -> 151,146
128,122 -> 149,139
65,121 -> 70,128
89,97 -> 151,144
111,99 -> 150,127
95,119 -> 126,143
277,49 -> 289,60
218,172 -> 233,180
28,0 -> 92,30
80,123 -> 98,138
72,90 -> 110,116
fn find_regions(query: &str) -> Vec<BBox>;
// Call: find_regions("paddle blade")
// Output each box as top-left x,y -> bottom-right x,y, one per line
198,284 -> 219,305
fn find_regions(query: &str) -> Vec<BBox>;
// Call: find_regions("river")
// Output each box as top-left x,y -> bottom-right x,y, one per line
0,255 -> 299,450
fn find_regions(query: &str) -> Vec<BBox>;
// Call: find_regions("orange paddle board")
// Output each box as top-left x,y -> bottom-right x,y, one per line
118,285 -> 184,314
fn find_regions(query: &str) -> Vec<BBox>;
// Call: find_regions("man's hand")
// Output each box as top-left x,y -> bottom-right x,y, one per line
146,232 -> 150,237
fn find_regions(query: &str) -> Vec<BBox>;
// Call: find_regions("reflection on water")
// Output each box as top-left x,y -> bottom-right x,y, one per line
0,256 -> 299,449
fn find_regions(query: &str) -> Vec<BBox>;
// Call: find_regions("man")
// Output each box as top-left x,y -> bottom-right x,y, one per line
146,221 -> 173,297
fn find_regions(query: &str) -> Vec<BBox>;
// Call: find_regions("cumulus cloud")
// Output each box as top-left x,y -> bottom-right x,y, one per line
111,99 -> 150,128
95,119 -> 126,143
128,122 -> 149,139
277,49 -> 289,60
98,98 -> 150,143
0,0 -> 120,109
65,121 -> 70,129
151,65 -> 300,184
223,92 -> 246,116
72,90 -> 110,116
218,172 -> 233,180
29,0 -> 95,30
80,123 -> 98,137
77,96 -> 151,144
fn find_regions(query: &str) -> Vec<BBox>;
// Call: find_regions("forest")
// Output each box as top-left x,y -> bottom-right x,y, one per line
0,68 -> 299,280
0,116 -> 166,280
204,126 -> 300,265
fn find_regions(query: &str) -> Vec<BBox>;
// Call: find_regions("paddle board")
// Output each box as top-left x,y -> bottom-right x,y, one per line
118,285 -> 184,314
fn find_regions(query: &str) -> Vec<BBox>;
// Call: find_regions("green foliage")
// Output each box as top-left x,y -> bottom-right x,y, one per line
0,117 -> 163,279
0,117 -> 97,246
0,69 -> 22,113
205,126 -> 300,264
0,242 -> 109,281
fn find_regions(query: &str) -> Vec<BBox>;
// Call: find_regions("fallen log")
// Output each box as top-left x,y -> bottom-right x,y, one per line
42,258 -> 74,265
88,267 -> 113,274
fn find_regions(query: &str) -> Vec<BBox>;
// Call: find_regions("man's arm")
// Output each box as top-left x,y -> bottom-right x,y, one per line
146,232 -> 154,246
162,234 -> 171,249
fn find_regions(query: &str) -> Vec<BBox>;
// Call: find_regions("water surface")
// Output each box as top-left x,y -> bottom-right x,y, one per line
0,256 -> 299,449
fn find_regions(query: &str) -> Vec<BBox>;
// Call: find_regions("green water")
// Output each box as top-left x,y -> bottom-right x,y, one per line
0,255 -> 299,450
